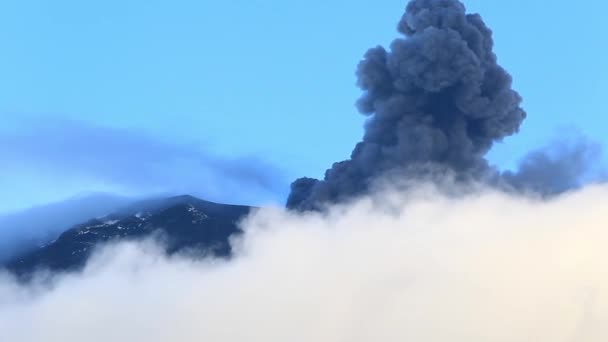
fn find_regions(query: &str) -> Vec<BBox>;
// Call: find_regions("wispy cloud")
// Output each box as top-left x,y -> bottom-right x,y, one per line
0,117 -> 287,212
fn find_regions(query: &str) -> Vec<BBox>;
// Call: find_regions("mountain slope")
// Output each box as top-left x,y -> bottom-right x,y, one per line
0,193 -> 133,263
5,195 -> 252,277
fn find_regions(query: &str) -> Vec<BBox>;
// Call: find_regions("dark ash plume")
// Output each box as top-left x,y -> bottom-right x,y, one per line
288,0 -> 526,210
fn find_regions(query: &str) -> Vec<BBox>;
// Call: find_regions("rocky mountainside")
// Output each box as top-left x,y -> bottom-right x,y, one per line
5,195 -> 252,277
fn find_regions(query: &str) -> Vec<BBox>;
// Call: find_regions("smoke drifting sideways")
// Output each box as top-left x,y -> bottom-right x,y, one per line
503,136 -> 606,195
287,0 -> 598,210
2,183 -> 608,341
1,117 -> 286,210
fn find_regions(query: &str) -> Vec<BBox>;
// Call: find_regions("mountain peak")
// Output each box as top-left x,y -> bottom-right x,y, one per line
4,195 -> 253,278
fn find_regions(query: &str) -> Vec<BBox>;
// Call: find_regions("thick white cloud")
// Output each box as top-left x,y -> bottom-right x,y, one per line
1,183 -> 608,341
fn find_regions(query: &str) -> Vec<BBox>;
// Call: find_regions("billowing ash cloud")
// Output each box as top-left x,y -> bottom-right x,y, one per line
288,0 -> 526,210
2,183 -> 608,341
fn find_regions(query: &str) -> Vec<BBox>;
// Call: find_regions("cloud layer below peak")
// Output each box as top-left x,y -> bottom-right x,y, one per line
2,183 -> 608,341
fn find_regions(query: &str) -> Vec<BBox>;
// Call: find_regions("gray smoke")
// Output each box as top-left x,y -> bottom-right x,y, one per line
287,0 -> 527,210
502,138 -> 604,196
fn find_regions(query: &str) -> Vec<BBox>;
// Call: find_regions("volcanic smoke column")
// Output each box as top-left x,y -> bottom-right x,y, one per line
287,0 -> 526,210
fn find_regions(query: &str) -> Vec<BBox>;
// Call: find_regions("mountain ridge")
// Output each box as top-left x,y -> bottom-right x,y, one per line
0,193 -> 134,262
4,195 -> 253,278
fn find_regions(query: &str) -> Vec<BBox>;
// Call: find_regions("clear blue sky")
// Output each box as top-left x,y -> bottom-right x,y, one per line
1,0 -> 607,213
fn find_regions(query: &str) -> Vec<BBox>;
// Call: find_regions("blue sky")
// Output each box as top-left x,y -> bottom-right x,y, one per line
1,0 -> 607,213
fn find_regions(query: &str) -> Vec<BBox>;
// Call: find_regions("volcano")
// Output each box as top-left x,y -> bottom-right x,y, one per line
5,195 -> 252,277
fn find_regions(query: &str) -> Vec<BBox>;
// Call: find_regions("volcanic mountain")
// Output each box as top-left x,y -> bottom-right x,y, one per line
4,195 -> 252,277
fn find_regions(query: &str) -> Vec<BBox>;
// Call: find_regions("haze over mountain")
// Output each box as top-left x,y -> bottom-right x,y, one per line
0,118 -> 286,214
0,193 -> 133,263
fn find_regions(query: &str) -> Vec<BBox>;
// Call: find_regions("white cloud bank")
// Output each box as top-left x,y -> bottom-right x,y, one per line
1,183 -> 608,341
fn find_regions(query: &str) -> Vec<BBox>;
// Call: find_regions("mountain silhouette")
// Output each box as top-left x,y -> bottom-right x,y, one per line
5,195 -> 252,278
